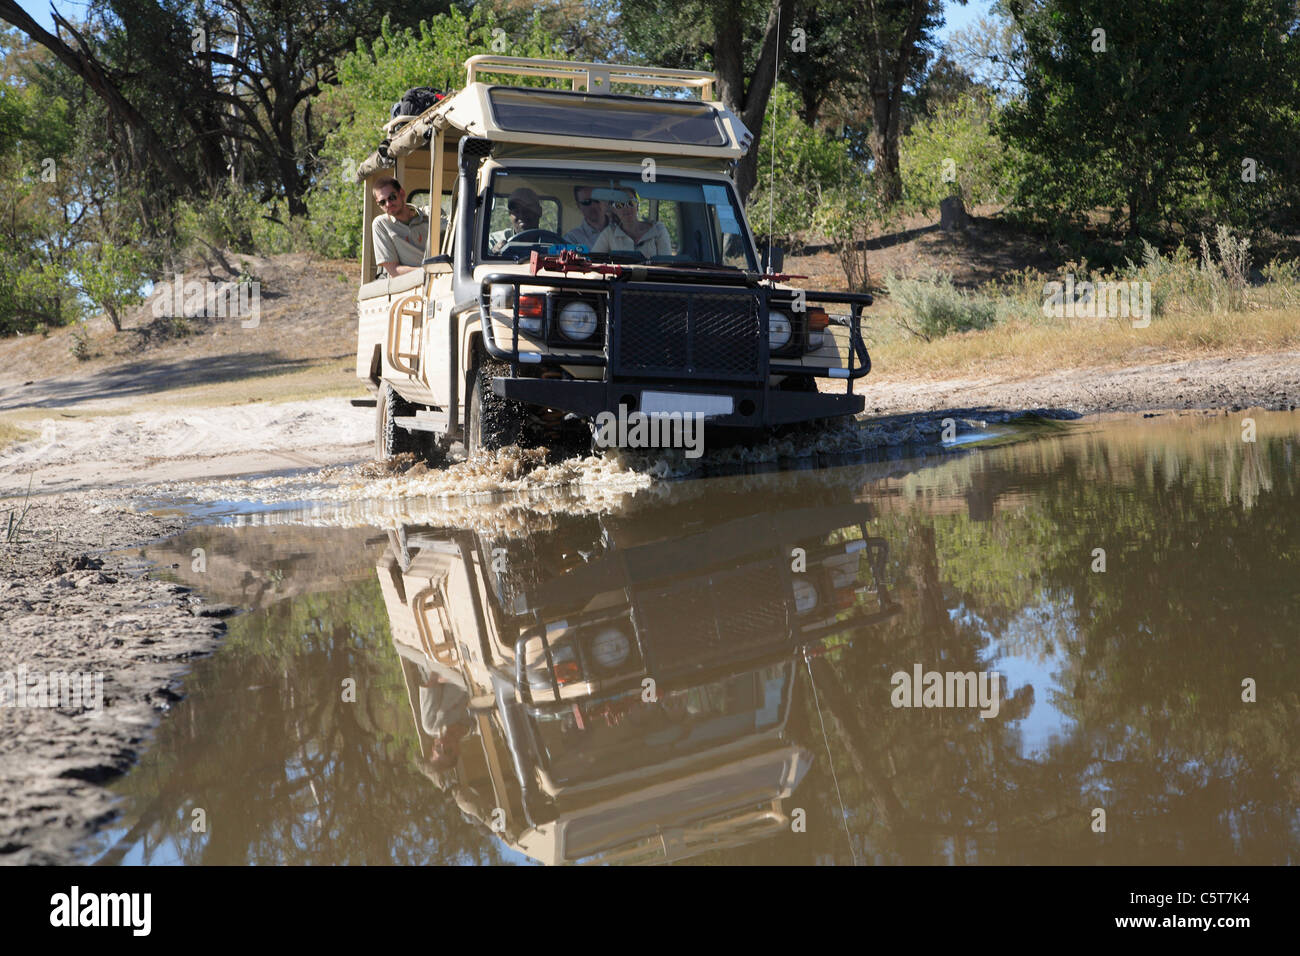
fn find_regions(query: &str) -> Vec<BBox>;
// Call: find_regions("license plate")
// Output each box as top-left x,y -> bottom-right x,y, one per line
639,391 -> 734,417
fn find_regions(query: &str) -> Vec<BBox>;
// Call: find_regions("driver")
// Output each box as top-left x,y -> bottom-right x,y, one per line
490,187 -> 542,252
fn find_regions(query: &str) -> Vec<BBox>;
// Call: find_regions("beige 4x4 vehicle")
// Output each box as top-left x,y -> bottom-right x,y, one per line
355,55 -> 873,458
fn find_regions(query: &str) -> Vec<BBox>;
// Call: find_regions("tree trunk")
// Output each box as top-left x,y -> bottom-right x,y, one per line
862,0 -> 936,206
712,0 -> 791,205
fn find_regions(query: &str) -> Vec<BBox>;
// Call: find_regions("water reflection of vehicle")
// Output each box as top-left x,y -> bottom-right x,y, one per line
377,495 -> 897,864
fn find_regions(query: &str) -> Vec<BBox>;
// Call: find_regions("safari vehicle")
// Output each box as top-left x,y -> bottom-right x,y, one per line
375,490 -> 898,863
354,55 -> 873,458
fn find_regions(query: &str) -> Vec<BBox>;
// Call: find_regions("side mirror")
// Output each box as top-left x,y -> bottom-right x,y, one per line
423,254 -> 453,276
763,244 -> 785,274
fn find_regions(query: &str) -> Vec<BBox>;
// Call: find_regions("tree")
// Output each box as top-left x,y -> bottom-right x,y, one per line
851,0 -> 947,204
621,0 -> 793,203
1000,0 -> 1300,239
0,1 -> 455,219
900,89 -> 1022,214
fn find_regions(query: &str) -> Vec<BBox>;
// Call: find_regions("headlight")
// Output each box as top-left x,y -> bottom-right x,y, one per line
589,626 -> 631,671
807,330 -> 824,349
793,578 -> 819,614
558,300 -> 598,340
769,311 -> 792,350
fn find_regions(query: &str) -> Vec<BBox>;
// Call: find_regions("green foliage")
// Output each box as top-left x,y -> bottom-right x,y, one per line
747,83 -> 864,245
70,222 -> 151,331
900,91 -> 1022,214
1,31 -> 152,334
305,8 -> 568,259
173,184 -> 298,258
999,0 -> 1300,239
885,271 -> 999,340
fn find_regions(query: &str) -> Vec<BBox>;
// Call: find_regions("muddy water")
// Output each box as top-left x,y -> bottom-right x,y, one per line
79,412 -> 1300,865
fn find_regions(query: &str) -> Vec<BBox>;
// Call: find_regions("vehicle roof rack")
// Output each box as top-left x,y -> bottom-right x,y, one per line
464,55 -> 716,101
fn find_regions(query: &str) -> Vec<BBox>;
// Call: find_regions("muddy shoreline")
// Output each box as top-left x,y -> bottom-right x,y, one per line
2,352 -> 1298,864
0,496 -> 232,865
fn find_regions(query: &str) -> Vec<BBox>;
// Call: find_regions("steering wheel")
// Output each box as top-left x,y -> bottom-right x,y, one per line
503,229 -> 567,246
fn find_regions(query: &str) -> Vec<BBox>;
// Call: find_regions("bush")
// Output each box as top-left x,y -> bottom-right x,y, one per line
1117,227 -> 1253,316
811,171 -> 893,293
173,185 -> 297,259
885,272 -> 998,340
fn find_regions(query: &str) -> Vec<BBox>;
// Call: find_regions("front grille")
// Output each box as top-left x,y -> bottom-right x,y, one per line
632,560 -> 790,673
614,286 -> 763,380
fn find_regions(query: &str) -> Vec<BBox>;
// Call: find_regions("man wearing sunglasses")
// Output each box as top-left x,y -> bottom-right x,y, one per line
563,185 -> 609,248
591,187 -> 673,258
371,177 -> 431,277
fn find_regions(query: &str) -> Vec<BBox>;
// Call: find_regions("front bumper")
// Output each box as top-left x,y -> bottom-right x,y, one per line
494,377 -> 862,426
479,273 -> 872,428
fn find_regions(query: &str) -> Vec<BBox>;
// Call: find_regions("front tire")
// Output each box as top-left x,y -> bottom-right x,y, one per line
467,351 -> 526,455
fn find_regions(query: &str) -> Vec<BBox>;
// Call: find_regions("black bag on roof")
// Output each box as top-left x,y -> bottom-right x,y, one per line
391,87 -> 446,120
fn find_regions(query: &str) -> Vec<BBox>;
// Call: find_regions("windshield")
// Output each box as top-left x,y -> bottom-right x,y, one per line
528,663 -> 791,786
479,168 -> 757,270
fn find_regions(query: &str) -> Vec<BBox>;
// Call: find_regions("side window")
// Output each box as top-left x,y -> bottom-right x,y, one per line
647,199 -> 681,252
440,192 -> 455,255
540,200 -> 559,233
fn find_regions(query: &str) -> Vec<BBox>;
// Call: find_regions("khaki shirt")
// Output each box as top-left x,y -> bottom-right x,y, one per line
372,206 -> 430,274
591,221 -> 673,257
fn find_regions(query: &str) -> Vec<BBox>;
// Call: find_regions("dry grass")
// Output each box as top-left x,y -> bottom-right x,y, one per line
869,306 -> 1300,381
0,420 -> 36,452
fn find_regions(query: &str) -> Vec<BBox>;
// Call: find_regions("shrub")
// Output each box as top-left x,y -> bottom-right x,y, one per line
173,185 -> 296,259
885,272 -> 998,340
811,171 -> 893,293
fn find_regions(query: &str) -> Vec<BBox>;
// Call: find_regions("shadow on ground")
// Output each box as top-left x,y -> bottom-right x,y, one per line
0,352 -> 320,410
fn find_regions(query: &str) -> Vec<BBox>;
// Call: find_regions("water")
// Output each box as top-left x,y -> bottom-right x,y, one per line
79,411 -> 1300,865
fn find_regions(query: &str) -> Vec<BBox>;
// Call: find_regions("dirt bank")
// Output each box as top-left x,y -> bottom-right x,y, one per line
859,350 -> 1300,417
0,496 -> 231,865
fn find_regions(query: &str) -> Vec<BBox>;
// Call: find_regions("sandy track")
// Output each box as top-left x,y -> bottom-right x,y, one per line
1,398 -> 373,496
4,351 -> 1297,500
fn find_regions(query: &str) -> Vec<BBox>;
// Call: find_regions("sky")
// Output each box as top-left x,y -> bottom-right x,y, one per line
16,0 -> 995,43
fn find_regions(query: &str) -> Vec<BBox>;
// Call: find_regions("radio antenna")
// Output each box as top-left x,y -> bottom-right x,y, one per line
766,3 -> 783,273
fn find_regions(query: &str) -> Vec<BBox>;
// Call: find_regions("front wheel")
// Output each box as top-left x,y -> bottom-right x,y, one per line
466,352 -> 526,455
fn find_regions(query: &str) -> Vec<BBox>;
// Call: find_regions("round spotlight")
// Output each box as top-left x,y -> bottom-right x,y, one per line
769,311 -> 792,350
589,626 -> 631,670
558,300 -> 599,340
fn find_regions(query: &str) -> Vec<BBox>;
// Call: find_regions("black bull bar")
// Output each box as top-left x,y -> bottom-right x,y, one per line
477,273 -> 873,428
